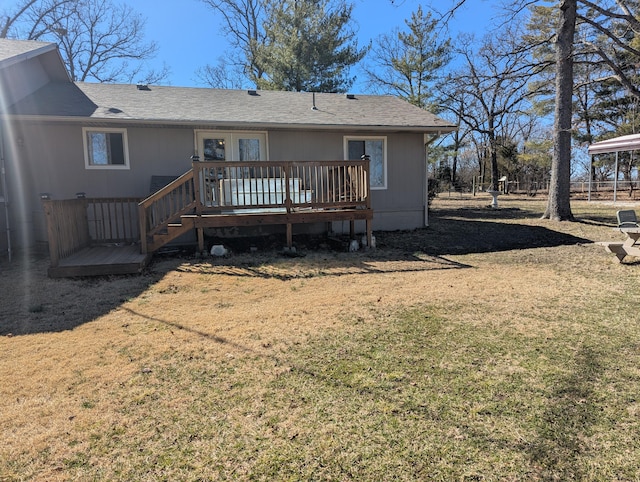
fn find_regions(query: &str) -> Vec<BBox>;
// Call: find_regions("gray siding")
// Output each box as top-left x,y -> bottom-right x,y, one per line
269,130 -> 427,231
8,124 -> 428,246
373,133 -> 425,231
17,123 -> 193,198
0,56 -> 51,106
9,123 -> 195,245
268,130 -> 344,160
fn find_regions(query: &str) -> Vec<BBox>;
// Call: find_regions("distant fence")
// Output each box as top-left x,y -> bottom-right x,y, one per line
570,180 -> 640,193
444,179 -> 639,195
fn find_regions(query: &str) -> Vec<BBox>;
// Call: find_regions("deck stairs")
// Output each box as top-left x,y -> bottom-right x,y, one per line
146,215 -> 195,253
139,169 -> 199,253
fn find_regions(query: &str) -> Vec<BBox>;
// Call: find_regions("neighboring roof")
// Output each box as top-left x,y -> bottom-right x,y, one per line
5,82 -> 457,133
588,133 -> 640,155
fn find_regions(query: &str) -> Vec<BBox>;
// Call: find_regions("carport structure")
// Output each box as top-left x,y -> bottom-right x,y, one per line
588,133 -> 640,202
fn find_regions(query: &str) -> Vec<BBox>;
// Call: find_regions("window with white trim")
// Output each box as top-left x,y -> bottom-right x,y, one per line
83,127 -> 130,169
345,136 -> 387,189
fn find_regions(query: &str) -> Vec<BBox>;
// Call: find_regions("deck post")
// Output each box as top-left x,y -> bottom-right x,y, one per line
284,164 -> 292,213
197,227 -> 205,253
193,158 -> 205,253
286,223 -> 293,248
192,158 -> 203,215
350,220 -> 355,239
138,202 -> 148,254
42,200 -> 60,267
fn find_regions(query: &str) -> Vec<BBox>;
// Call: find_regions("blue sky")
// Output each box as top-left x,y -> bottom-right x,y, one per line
130,0 -> 499,92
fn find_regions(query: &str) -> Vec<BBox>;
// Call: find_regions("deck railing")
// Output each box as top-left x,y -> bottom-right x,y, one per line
87,198 -> 141,244
43,197 -> 141,267
192,159 -> 370,212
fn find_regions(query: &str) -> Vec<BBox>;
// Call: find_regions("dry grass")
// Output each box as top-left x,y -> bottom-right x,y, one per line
2,195 -> 640,480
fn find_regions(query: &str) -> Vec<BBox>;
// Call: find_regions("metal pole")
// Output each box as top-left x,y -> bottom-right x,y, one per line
614,151 -> 619,204
587,156 -> 593,201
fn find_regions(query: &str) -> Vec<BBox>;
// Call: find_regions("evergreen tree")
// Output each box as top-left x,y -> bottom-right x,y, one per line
365,6 -> 451,110
255,0 -> 367,92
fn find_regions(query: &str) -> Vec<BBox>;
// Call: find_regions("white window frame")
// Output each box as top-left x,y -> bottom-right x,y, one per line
344,136 -> 387,190
83,127 -> 130,170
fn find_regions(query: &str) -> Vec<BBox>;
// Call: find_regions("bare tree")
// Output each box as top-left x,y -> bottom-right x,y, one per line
200,0 -> 267,84
195,57 -> 247,89
440,32 -> 543,191
2,0 -> 167,84
1,0 -> 75,38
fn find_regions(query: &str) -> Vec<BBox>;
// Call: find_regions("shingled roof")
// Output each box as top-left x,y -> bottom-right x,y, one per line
0,38 -> 456,133
0,39 -> 54,64
5,82 -> 455,132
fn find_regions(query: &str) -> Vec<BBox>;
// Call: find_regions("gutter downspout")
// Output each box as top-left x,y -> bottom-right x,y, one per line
424,132 -> 441,227
0,125 -> 11,262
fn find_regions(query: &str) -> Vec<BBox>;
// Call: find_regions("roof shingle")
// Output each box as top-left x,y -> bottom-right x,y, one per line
6,82 -> 456,132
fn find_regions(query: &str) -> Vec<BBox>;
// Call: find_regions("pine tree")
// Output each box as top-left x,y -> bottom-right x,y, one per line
255,0 -> 367,92
365,6 -> 451,110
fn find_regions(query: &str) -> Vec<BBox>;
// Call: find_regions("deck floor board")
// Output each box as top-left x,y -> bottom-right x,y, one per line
49,245 -> 149,277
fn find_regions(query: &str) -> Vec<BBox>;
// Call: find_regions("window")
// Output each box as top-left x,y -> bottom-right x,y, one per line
83,128 -> 130,169
345,136 -> 387,189
196,131 -> 267,162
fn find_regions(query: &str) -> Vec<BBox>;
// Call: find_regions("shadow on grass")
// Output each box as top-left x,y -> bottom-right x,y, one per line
175,253 -> 472,281
398,217 -> 592,257
528,344 -> 603,480
0,254 -> 166,337
120,306 -> 257,354
1,206 -> 593,336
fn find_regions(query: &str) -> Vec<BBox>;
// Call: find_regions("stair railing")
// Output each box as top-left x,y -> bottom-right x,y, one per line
138,169 -> 196,254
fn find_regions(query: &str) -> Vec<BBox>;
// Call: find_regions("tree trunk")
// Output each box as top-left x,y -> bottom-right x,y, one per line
543,0 -> 576,221
451,129 -> 460,184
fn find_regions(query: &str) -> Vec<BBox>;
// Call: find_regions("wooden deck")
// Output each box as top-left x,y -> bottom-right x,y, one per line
139,159 -> 373,253
43,159 -> 373,277
43,198 -> 149,278
47,245 -> 149,278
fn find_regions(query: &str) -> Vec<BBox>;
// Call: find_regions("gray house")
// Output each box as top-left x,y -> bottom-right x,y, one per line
0,38 -> 456,274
